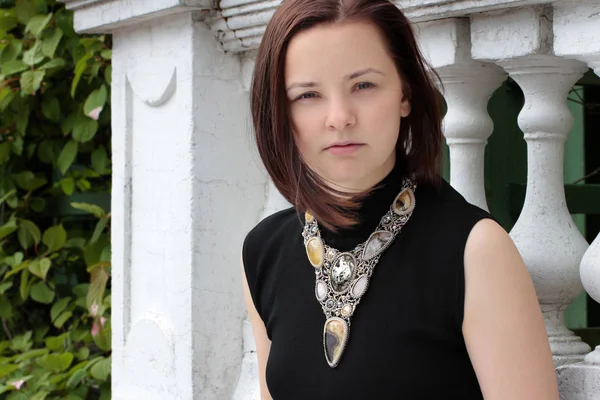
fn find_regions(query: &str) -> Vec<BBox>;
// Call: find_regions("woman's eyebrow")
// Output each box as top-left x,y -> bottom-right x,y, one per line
286,67 -> 384,92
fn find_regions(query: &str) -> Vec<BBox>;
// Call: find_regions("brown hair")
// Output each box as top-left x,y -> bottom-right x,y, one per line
250,0 -> 443,231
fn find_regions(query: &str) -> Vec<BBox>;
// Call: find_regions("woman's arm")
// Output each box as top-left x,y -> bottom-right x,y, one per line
463,218 -> 558,400
241,255 -> 273,400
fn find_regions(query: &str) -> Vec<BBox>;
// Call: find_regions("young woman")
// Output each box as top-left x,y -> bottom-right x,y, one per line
241,0 -> 559,398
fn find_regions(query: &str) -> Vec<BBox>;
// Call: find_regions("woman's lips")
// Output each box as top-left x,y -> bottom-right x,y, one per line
326,143 -> 365,155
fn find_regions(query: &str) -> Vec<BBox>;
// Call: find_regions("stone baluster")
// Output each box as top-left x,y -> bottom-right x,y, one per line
552,2 -> 600,397
471,6 -> 591,367
63,1 -> 268,399
416,18 -> 505,211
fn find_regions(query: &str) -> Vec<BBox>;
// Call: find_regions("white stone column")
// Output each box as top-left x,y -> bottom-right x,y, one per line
63,2 -> 268,399
233,51 -> 291,400
471,6 -> 591,368
416,18 -> 506,211
552,2 -> 600,398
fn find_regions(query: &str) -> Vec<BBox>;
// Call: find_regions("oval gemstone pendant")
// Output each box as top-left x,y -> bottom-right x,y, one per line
323,317 -> 349,368
351,275 -> 369,299
330,253 -> 357,293
393,187 -> 415,216
306,237 -> 324,268
362,230 -> 394,260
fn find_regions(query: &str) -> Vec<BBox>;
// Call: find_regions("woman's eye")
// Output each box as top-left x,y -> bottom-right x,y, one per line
356,82 -> 374,90
296,92 -> 317,101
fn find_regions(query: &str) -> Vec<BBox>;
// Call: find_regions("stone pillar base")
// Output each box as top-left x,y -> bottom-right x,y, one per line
557,363 -> 600,400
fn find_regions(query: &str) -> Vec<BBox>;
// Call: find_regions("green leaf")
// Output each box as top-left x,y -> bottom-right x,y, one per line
42,28 -> 62,58
45,333 -> 68,351
28,257 -> 51,280
15,0 -> 37,24
90,217 -> 107,244
71,53 -> 91,97
30,281 -> 54,304
89,357 -> 110,380
2,59 -> 28,75
0,189 -> 17,206
11,331 -> 32,352
29,391 -> 50,400
5,391 -> 28,400
0,295 -> 12,318
30,197 -> 45,212
104,65 -> 111,85
0,218 -> 17,241
56,140 -> 78,175
61,112 -> 77,136
66,368 -> 87,389
0,10 -> 18,32
83,85 -> 107,119
11,136 -> 23,156
14,349 -> 48,362
0,281 -> 12,294
53,311 -> 72,328
39,57 -> 65,70
22,40 -> 44,66
25,13 -> 52,37
87,267 -> 108,310
70,202 -> 105,218
15,103 -> 30,135
20,70 -> 45,94
4,261 -> 28,280
51,297 -> 71,322
0,364 -> 19,379
20,269 -> 30,300
14,171 -> 47,191
37,352 -> 74,372
72,284 -> 89,298
60,178 -> 75,195
0,142 -> 11,164
91,145 -> 107,174
72,112 -> 98,143
75,347 -> 89,361
42,225 -> 66,252
41,96 -> 60,122
18,219 -> 41,249
100,49 -> 111,59
5,252 -> 23,267
0,40 -> 21,63
36,139 -> 55,163
0,86 -> 16,111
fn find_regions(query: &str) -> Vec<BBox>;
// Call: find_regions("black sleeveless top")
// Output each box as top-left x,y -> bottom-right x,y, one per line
242,164 -> 492,399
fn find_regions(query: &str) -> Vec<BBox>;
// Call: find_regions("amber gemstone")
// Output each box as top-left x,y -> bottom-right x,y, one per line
324,317 -> 348,368
306,237 -> 324,268
393,188 -> 415,216
362,230 -> 393,260
305,211 -> 314,223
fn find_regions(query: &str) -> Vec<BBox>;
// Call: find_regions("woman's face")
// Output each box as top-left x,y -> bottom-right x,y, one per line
285,20 -> 411,192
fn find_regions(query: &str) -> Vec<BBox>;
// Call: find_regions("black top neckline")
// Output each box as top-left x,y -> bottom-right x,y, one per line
319,160 -> 406,251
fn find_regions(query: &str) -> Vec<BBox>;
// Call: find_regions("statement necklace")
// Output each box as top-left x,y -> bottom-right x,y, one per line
301,179 -> 417,368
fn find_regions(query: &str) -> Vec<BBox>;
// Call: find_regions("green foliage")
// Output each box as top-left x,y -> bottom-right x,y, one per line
0,0 -> 112,398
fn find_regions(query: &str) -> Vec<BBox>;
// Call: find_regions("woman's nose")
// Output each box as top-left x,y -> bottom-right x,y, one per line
325,97 -> 356,131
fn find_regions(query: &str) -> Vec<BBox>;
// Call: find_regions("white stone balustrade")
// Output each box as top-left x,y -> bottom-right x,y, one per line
471,6 -> 591,367
552,2 -> 600,397
62,0 -> 600,399
416,18 -> 505,211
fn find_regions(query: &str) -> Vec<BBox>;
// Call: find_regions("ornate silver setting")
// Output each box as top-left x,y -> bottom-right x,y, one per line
302,179 -> 417,368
